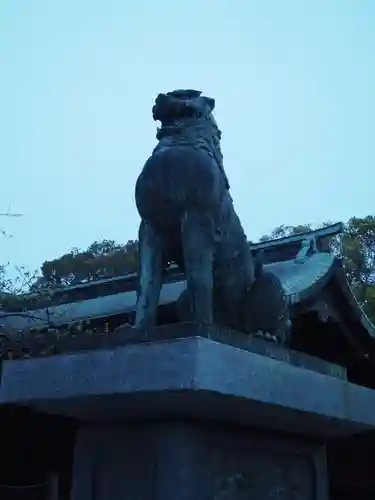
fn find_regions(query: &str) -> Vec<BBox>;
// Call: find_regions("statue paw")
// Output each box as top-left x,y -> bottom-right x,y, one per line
114,321 -> 133,332
113,322 -> 142,340
253,330 -> 278,343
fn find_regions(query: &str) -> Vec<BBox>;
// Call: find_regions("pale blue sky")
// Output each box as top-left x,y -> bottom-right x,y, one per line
0,0 -> 374,275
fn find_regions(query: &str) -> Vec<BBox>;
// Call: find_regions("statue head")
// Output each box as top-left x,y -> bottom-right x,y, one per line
152,89 -> 220,141
152,89 -> 215,122
152,89 -> 227,188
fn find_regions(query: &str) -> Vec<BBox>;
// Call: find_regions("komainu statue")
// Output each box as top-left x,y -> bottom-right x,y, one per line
133,89 -> 290,343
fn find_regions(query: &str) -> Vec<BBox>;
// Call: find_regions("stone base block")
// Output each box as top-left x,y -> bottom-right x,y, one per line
71,421 -> 327,500
2,337 -> 375,437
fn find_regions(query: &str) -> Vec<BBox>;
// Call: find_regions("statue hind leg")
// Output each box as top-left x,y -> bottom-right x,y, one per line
181,210 -> 215,325
134,220 -> 164,329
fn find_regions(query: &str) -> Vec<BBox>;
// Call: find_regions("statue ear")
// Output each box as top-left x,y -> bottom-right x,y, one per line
204,97 -> 215,111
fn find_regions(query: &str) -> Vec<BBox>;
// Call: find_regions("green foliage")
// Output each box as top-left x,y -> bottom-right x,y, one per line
31,239 -> 139,290
0,265 -> 43,312
259,224 -> 312,241
260,216 -> 375,324
341,216 -> 375,290
0,264 -> 10,291
340,216 -> 375,320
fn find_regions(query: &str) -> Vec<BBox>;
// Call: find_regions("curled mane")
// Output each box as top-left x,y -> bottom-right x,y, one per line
152,89 -> 229,190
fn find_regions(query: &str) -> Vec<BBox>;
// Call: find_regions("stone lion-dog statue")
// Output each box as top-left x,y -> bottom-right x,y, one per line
133,89 -> 290,344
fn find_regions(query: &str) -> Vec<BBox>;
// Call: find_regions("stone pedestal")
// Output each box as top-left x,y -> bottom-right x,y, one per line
2,334 -> 375,499
71,421 -> 326,500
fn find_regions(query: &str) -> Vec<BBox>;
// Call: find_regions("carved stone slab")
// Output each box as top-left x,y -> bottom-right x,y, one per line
1,335 -> 374,437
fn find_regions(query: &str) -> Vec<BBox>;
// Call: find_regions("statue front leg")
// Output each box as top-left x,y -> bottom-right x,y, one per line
134,220 -> 164,329
181,210 -> 214,325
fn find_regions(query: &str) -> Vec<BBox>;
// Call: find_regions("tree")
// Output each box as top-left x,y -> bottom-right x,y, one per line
0,211 -> 26,294
259,216 -> 375,323
0,264 -> 10,293
341,217 -> 375,295
339,217 -> 375,322
259,224 -> 313,241
0,213 -> 47,341
31,239 -> 139,290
